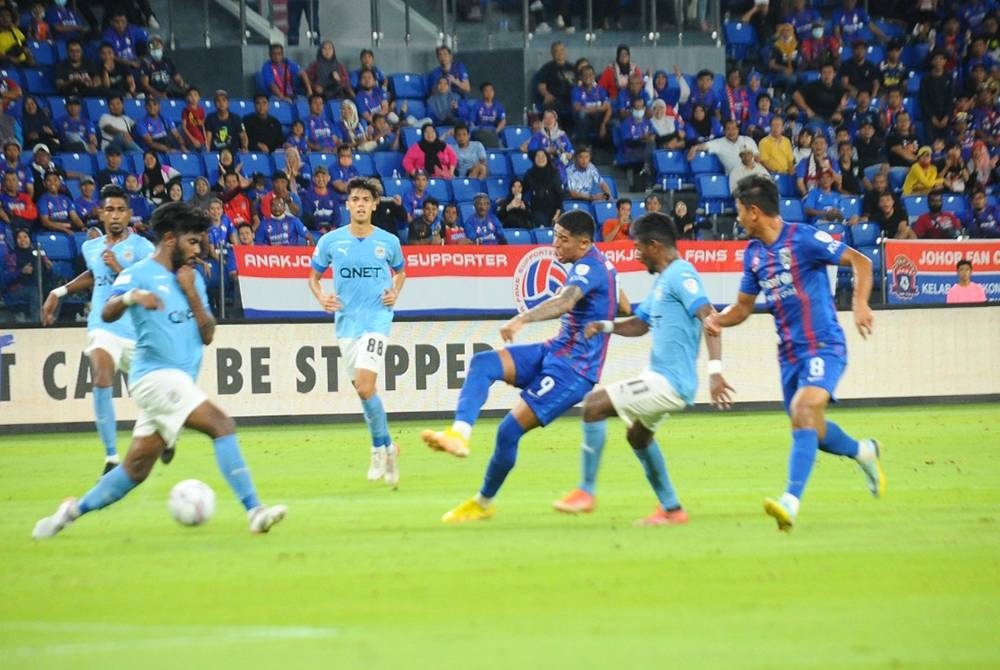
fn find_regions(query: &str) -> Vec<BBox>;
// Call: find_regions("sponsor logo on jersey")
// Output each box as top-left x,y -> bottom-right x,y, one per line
512,246 -> 568,312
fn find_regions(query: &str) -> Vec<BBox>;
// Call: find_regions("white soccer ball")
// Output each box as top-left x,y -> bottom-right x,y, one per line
168,479 -> 216,526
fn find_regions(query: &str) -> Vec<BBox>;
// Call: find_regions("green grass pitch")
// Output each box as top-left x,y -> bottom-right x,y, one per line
1,404 -> 998,669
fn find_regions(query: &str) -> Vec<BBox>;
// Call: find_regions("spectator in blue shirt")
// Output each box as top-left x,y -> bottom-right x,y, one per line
38,172 -> 84,233
301,165 -> 340,231
785,0 -> 820,41
138,96 -> 184,152
463,193 -> 506,245
254,196 -> 313,246
832,0 -> 886,43
469,81 -> 507,148
802,169 -> 845,222
303,93 -> 337,152
427,45 -> 470,97
572,65 -> 611,143
57,96 -> 98,154
46,0 -> 87,42
353,49 -> 387,91
260,43 -> 313,102
74,175 -> 100,227
354,68 -> 388,124
103,11 -> 147,74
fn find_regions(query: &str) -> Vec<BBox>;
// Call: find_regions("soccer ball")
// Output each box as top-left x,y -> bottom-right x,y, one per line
168,479 -> 216,526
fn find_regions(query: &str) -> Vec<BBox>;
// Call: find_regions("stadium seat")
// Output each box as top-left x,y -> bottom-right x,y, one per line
849,222 -> 881,247
57,152 -> 96,175
603,175 -> 619,199
389,73 -> 426,100
817,222 -> 846,238
902,195 -> 928,219
902,43 -> 930,69
943,194 -> 970,217
371,152 -> 404,178
457,201 -> 476,223
452,178 -> 484,203
425,178 -> 452,203
775,173 -> 798,198
906,72 -> 921,96
239,152 -> 274,178
27,40 -> 57,67
500,126 -> 531,150
0,67 -> 22,89
269,99 -> 295,129
863,165 -> 883,184
307,152 -> 336,171
592,200 -> 616,224
509,152 -> 532,177
35,232 -> 76,261
401,126 -> 420,149
46,95 -> 69,121
228,98 -> 254,118
324,100 -> 344,123
124,151 -> 144,174
631,199 -> 647,220
486,152 -> 511,177
73,231 -> 88,254
381,177 -> 408,200
563,200 -> 595,217
294,99 -> 312,123
84,97 -> 107,122
689,151 -> 724,175
839,196 -> 861,220
166,152 -> 206,178
485,176 -> 509,201
779,198 -> 806,223
860,246 -> 883,282
395,98 -> 424,123
724,21 -> 758,62
22,68 -> 55,95
123,97 -> 144,119
534,227 -> 555,244
65,178 -> 81,199
352,153 -> 376,177
504,228 -> 533,244
888,167 -> 909,191
653,150 -> 691,191
160,98 -> 185,126
696,174 -> 733,214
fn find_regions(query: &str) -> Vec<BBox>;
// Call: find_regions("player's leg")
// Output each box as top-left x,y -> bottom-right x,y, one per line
553,388 -> 614,514
85,331 -> 125,474
816,404 -> 886,499
348,333 -> 398,485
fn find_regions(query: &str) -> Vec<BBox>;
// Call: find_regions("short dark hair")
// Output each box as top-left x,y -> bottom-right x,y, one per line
479,81 -> 494,92
99,184 -> 128,205
957,259 -> 972,270
346,177 -> 381,199
150,201 -> 210,241
360,48 -> 374,58
254,93 -> 269,103
336,143 -> 353,155
616,197 -> 631,209
422,196 -> 439,208
732,174 -> 779,217
631,212 -> 678,248
309,93 -> 323,103
454,121 -> 469,132
557,210 -> 595,241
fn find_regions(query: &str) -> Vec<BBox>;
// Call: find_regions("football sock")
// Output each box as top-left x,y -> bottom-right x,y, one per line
818,420 -> 859,458
779,492 -> 801,517
480,413 -> 524,498
213,434 -> 260,511
93,385 -> 118,458
579,420 -> 607,495
455,350 -> 504,428
633,441 -> 680,510
786,428 -> 819,499
77,465 -> 137,515
361,394 -> 392,448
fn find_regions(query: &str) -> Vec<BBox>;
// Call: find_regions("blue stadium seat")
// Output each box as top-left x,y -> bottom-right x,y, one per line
504,228 -> 533,244
603,175 -> 619,199
22,67 -> 55,94
689,151 -> 723,175
123,97 -> 144,119
943,194 -> 970,217
46,95 -> 68,121
779,198 -> 806,222
653,150 -> 691,190
816,222 -> 847,238
270,99 -> 295,128
239,152 -> 274,178
27,40 -> 57,67
849,222 -> 881,247
632,199 -> 648,220
863,164 -> 883,184
724,21 -> 757,61
84,97 -> 107,122
452,178 -> 484,203
500,125 -> 531,150
902,195 -> 928,219
166,152 -> 206,178
906,72 -> 921,96
902,43 -> 930,69
35,232 -> 76,261
65,178 -> 81,199
534,227 -> 554,244
124,150 -> 144,174
352,153 -> 376,177
0,67 -> 22,89
425,178 -> 452,203
372,152 -> 404,178
592,200 -> 616,225
392,98 -> 422,123
390,73 -> 426,100
308,152 -> 336,171
696,174 -> 733,214
401,126 -> 420,149
381,177 -> 408,200
457,201 -> 476,223
160,98 -> 185,126
294,98 -> 312,123
563,200 -> 595,217
57,152 -> 96,175
229,98 -> 254,118
509,152 -> 532,177
485,176 -> 509,201
775,173 -> 798,198
839,196 -> 861,220
324,100 -> 344,123
486,151 -> 511,177
860,246 -> 883,281
73,230 -> 88,254
888,166 -> 909,190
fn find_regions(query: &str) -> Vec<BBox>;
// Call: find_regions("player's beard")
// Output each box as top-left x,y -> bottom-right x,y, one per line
171,244 -> 191,271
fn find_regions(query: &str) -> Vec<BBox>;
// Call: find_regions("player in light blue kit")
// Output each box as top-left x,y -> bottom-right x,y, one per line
33,202 -> 287,539
308,177 -> 406,488
41,185 -> 154,475
705,174 -> 885,531
553,213 -> 735,524
423,210 -> 620,523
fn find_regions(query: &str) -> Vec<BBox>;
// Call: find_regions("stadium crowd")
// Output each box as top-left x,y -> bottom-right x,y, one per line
3,0 -> 1000,321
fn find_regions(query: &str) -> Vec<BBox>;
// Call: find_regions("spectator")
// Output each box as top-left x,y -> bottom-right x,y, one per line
946,260 -> 989,303
103,11 -> 146,73
496,178 -> 533,229
366,113 -> 400,152
452,122 -> 487,179
618,97 -> 656,187
260,43 -> 312,102
280,119 -> 306,155
878,40 -> 908,92
940,143 -> 971,193
428,45 -> 470,97
469,82 -> 506,148
37,171 -> 82,233
22,2 -> 50,41
802,169 -> 845,222
138,96 -> 184,152
205,90 -> 246,154
680,69 -> 721,119
744,93 -> 774,143
799,21 -> 840,71
572,64 -> 611,143
54,39 -> 100,97
99,94 -> 141,154
565,146 -> 610,202
187,176 -> 213,212
21,97 -> 59,154
768,22 -> 800,93
337,99 -> 370,151
235,223 -> 254,246
854,119 -> 886,172
96,147 -> 128,188
601,198 -> 632,242
649,98 -> 686,150
839,40 -> 880,97
304,93 -> 337,152
952,112 -> 977,159
441,202 -> 471,244
921,51 -> 955,142
968,189 -> 1000,238
832,0 -> 885,43
759,116 -> 795,174
30,144 -> 72,199
688,119 -> 757,175
282,146 -> 310,191
536,41 -> 576,120
46,0 -> 86,42
913,190 -> 963,239
328,145 -> 359,209
178,87 -> 207,151
307,40 -> 353,101
844,89 -> 878,136
353,49 -> 387,92
139,35 -> 188,99
598,44 -> 641,101
372,191 -> 407,242
212,148 -> 250,192
614,73 -> 651,123
221,172 -> 254,228
354,68 -> 388,125
427,75 -> 462,127
463,193 -> 506,245
300,165 -> 338,232
902,146 -> 944,195
971,89 -> 1000,148
673,200 -> 711,239
254,196 -> 312,246
56,96 -> 98,154
684,104 -> 723,146
74,175 -> 100,227
258,171 -> 302,220
243,93 -> 284,154
796,133 -> 841,195
837,140 -> 863,195
647,66 -> 689,107
1,141 -> 31,198
124,173 -> 153,235
721,68 -> 752,128
740,0 -> 779,43
140,150 -> 180,206
793,62 -> 846,129
0,171 -> 39,229
401,169 -> 430,223
522,149 -> 564,228
785,0 -> 820,42
3,228 -> 47,320
729,145 -> 771,193
525,109 -> 574,168
410,196 -> 441,245
0,7 -> 33,66
402,124 -> 458,179
885,111 -> 919,167
967,140 -> 997,191
870,190 -> 915,238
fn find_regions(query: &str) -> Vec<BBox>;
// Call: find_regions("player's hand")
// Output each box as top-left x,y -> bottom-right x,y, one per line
41,292 -> 60,326
709,374 -> 735,410
382,287 -> 399,306
317,292 -> 341,313
703,312 -> 722,337
176,264 -> 198,293
853,302 -> 873,339
583,321 -> 602,338
132,289 -> 163,311
102,249 -> 123,272
500,315 -> 525,343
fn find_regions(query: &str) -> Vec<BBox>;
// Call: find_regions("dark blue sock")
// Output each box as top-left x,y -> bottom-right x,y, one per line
819,420 -> 859,457
455,350 -> 504,427
77,465 -> 138,515
787,428 -> 819,499
480,413 -> 524,499
213,434 -> 260,511
93,386 -> 118,458
361,394 -> 391,447
633,441 -> 680,509
580,420 -> 607,495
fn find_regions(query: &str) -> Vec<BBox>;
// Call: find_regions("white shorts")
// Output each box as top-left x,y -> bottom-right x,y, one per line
338,333 -> 388,380
605,370 -> 687,431
130,369 -> 208,448
84,328 -> 135,373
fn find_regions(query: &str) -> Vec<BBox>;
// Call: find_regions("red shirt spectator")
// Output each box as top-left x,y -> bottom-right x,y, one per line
913,192 -> 962,239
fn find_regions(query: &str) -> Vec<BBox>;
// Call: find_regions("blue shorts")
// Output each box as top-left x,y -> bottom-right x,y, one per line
507,343 -> 596,426
779,346 -> 847,413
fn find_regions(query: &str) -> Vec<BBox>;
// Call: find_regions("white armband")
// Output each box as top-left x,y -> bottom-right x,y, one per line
50,286 -> 68,298
707,360 -> 723,376
122,289 -> 138,306
598,320 -> 615,333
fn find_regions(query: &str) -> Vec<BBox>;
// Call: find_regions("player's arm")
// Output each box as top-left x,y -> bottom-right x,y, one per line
617,285 -> 632,316
383,268 -> 406,306
584,315 -> 649,338
704,291 -> 756,335
500,284 -> 583,343
176,265 -> 216,344
694,302 -> 735,409
308,267 -> 341,312
103,285 -> 162,323
41,270 -> 94,326
839,246 -> 874,338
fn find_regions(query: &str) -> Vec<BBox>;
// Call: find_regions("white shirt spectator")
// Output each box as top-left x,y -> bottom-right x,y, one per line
703,134 -> 758,174
728,160 -> 772,192
99,111 -> 136,146
453,139 -> 486,177
565,162 -> 605,197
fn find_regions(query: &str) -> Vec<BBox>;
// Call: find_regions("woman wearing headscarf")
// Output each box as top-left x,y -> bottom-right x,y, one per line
20,96 -> 59,152
338,99 -> 375,151
684,104 -> 722,146
597,44 -> 641,100
649,99 -> 686,149
967,140 -> 997,191
140,151 -> 181,206
496,178 -> 534,229
522,149 -> 564,228
187,176 -> 214,211
307,40 -> 354,101
402,123 -> 458,178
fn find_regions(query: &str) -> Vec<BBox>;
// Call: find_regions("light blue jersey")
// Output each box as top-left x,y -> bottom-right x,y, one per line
109,257 -> 210,385
82,233 -> 154,339
310,226 -> 404,339
635,259 -> 709,405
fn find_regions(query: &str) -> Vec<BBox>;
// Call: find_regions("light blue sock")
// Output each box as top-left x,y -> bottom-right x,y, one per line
819,420 -> 859,457
93,386 -> 118,458
213,434 -> 260,511
455,350 -> 504,427
361,394 -> 391,447
787,428 -> 819,499
77,465 -> 137,515
632,441 -> 680,510
480,413 -> 524,498
579,420 -> 607,495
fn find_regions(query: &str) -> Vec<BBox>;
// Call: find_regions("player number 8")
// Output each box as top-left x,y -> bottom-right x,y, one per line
809,357 -> 825,379
366,338 -> 384,355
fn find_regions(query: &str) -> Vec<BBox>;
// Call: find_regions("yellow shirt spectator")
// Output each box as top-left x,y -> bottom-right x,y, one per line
759,132 -> 796,174
0,18 -> 30,66
902,149 -> 943,195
